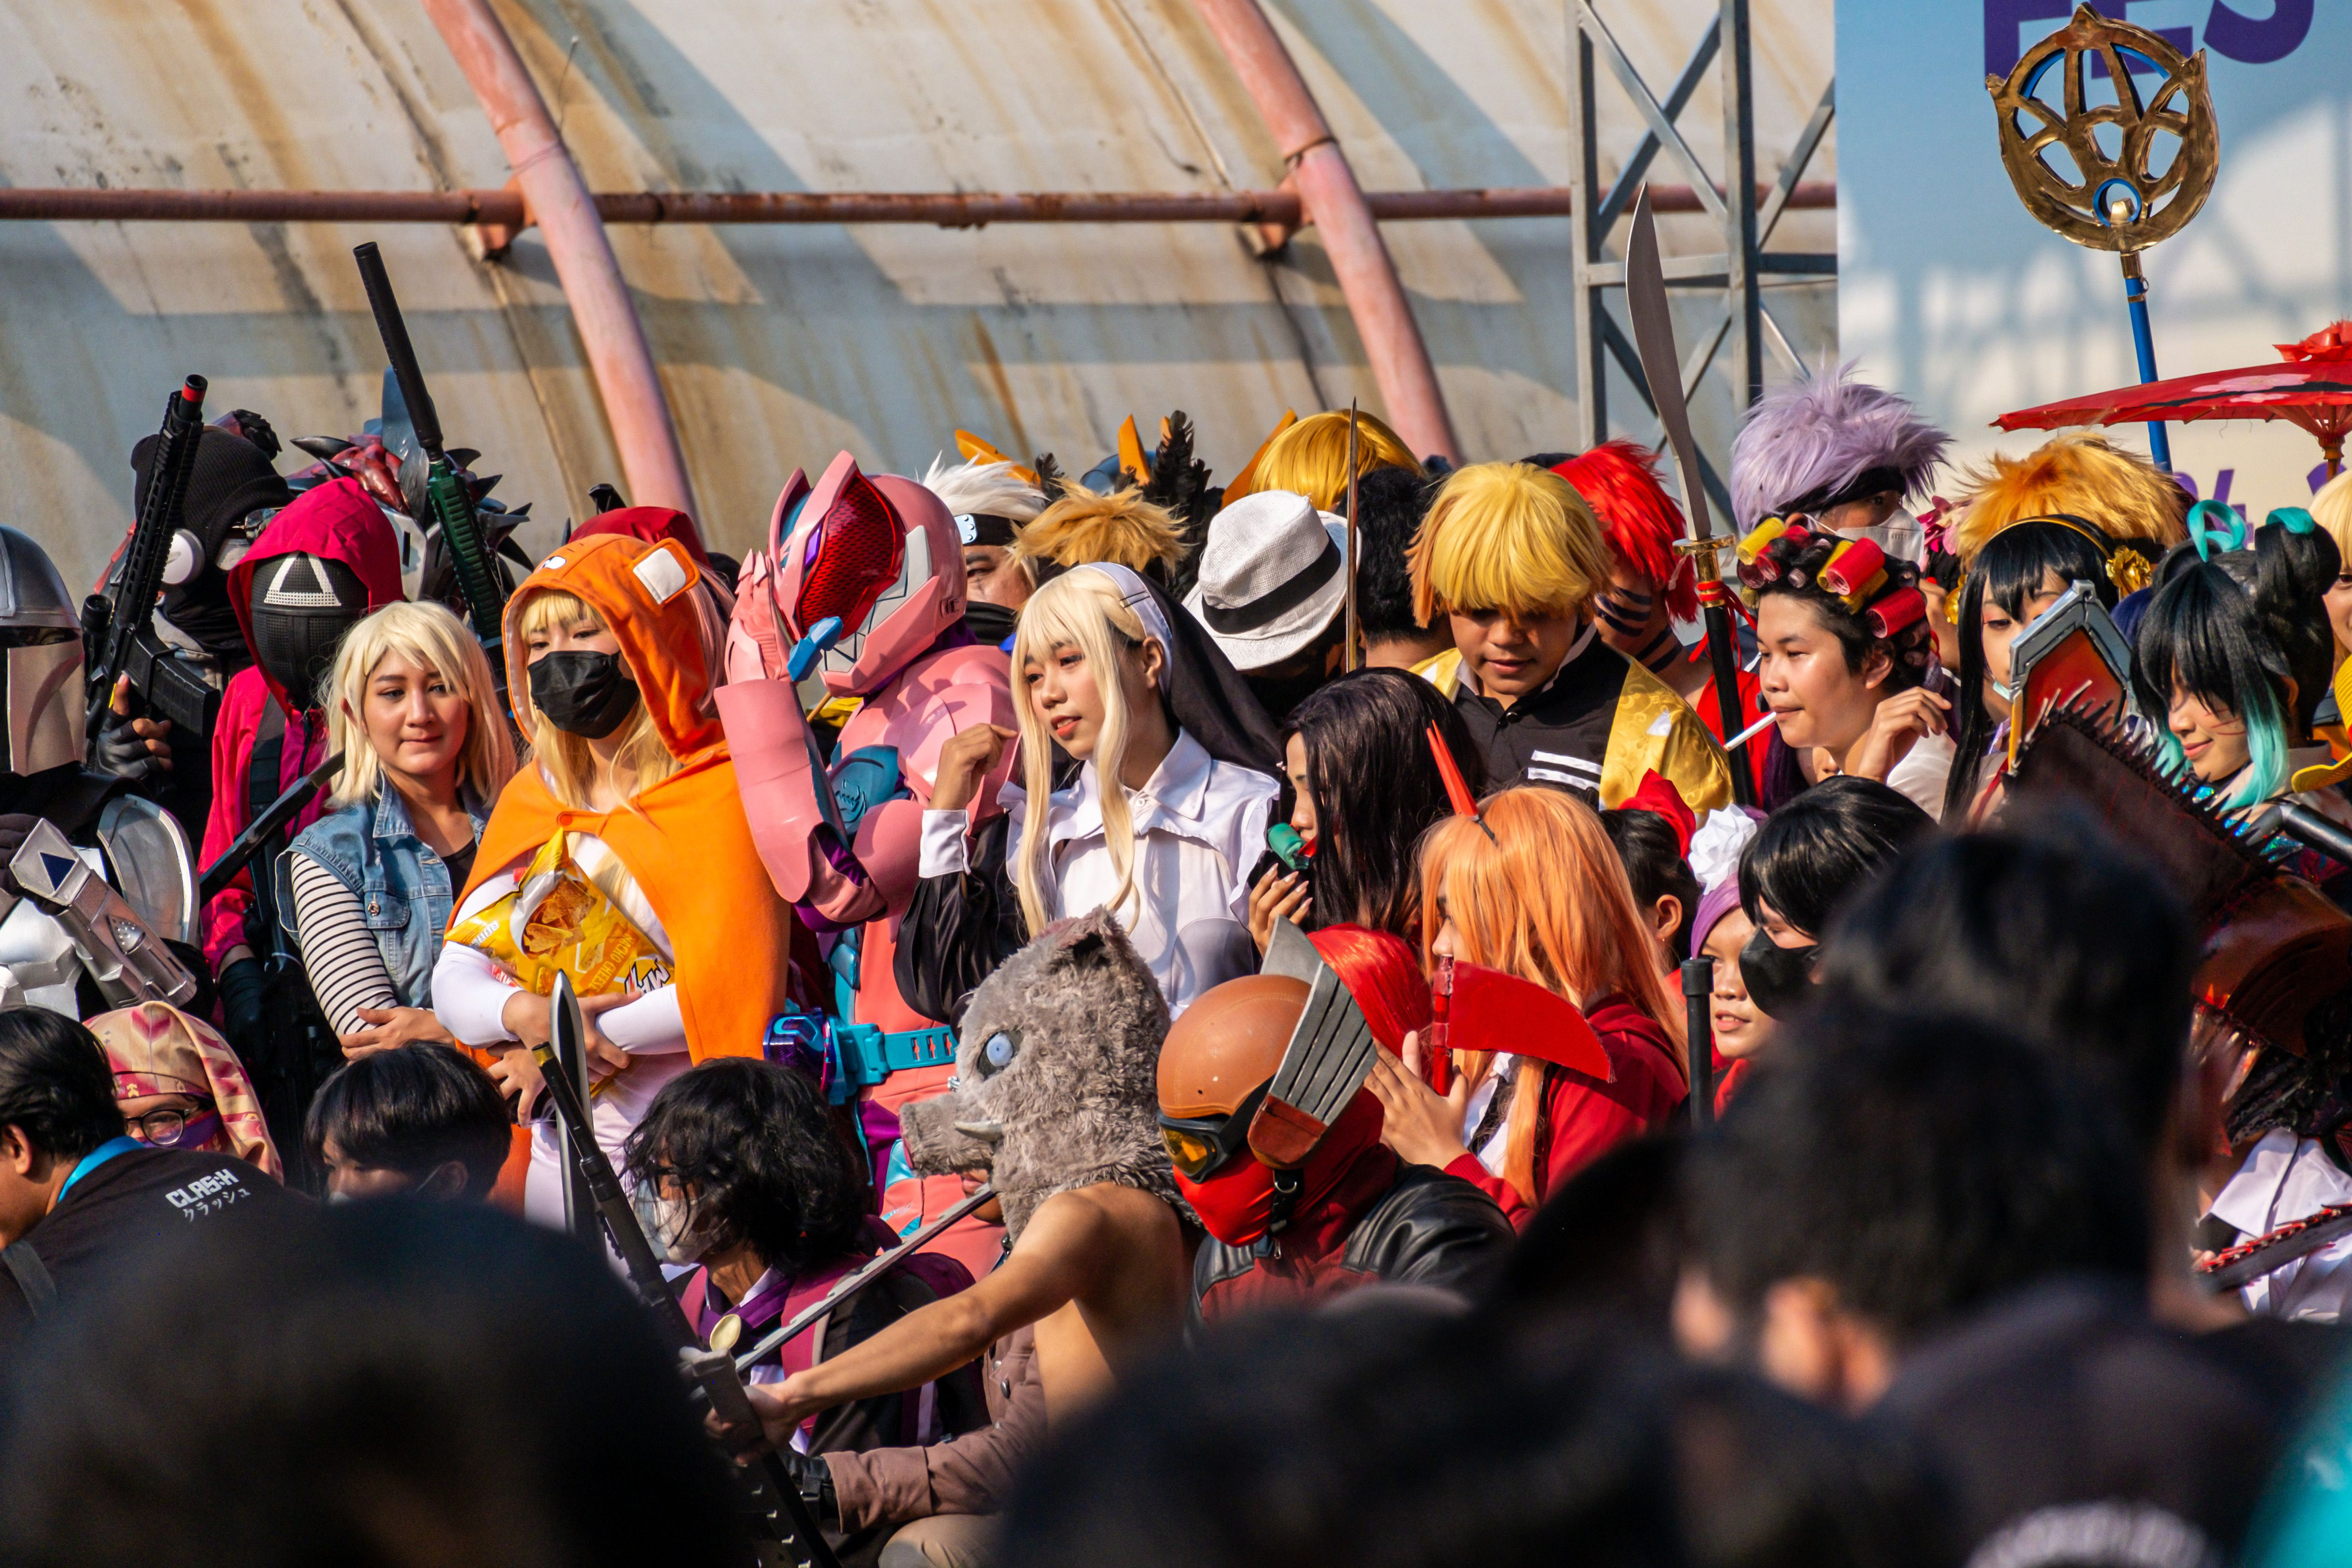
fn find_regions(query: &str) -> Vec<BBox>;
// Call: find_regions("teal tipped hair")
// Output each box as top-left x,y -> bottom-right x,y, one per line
2187,499 -> 2250,559
2267,506 -> 2318,536
2151,674 -> 2289,811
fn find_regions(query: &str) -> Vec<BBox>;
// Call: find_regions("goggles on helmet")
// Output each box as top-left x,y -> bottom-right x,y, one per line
1156,1078 -> 1270,1182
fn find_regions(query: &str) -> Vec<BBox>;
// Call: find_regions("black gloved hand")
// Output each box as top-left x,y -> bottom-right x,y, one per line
0,814 -> 42,898
218,957 -> 266,1057
93,704 -> 171,786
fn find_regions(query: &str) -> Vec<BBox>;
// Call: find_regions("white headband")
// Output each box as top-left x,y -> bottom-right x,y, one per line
1077,563 -> 1174,691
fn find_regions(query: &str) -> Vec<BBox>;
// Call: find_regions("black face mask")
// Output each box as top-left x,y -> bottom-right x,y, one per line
963,600 -> 1018,650
1739,925 -> 1821,1019
529,650 -> 641,738
248,553 -> 366,710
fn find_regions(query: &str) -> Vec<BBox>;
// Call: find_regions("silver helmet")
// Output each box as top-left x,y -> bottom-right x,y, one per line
0,527 -> 87,776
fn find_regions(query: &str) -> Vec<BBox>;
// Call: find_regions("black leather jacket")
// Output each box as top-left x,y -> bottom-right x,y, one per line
1191,1164 -> 1515,1326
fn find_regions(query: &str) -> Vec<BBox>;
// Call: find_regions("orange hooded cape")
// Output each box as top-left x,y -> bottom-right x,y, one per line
461,533 -> 787,1062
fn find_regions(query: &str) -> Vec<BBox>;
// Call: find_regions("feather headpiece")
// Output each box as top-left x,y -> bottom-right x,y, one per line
1728,361 -> 1950,531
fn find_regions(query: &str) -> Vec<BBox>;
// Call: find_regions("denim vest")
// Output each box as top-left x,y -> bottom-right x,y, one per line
290,786 -> 489,1009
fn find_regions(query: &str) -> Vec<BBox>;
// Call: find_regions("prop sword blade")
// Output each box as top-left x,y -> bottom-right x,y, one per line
2200,1202 -> 2352,1292
1626,187 -> 1755,808
1344,401 -> 1361,673
731,1183 -> 1000,1378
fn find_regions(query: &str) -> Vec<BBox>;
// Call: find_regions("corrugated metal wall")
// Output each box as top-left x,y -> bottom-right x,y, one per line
0,0 -> 1833,587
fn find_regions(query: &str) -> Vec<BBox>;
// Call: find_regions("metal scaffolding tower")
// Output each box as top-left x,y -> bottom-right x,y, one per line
1566,0 -> 1836,512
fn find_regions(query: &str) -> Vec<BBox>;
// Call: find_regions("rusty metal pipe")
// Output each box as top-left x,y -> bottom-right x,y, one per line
0,183 -> 1833,226
1185,0 -> 1460,462
414,0 -> 696,517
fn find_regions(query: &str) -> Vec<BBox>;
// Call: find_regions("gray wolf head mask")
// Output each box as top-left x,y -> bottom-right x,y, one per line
897,909 -> 1175,1241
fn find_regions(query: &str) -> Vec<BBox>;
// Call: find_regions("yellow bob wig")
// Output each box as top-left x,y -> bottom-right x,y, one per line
1949,430 -> 2187,559
1409,462 -> 1615,625
1250,409 -> 1422,511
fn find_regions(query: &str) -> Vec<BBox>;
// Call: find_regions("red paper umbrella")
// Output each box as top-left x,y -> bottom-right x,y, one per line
1996,322 -> 2352,477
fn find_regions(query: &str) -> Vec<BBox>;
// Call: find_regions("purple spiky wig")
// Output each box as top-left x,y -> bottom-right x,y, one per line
1728,362 -> 1950,531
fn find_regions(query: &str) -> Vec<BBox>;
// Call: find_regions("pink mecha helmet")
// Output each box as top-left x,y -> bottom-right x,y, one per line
767,452 -> 965,698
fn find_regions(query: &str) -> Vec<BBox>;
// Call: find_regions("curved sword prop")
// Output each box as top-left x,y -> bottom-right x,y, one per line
1625,188 -> 1755,809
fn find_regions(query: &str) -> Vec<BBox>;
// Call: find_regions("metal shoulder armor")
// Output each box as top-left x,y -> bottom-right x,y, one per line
8,817 -> 197,1010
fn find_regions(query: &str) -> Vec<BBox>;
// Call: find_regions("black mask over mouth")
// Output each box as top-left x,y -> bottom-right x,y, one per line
1739,925 -> 1821,1019
529,649 -> 642,738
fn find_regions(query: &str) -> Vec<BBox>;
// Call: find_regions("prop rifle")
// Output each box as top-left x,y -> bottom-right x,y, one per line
352,243 -> 512,714
1624,190 -> 1755,809
531,973 -> 842,1568
85,376 -> 207,758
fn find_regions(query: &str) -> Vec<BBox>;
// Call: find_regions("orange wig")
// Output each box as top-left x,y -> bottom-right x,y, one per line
1417,787 -> 1685,1202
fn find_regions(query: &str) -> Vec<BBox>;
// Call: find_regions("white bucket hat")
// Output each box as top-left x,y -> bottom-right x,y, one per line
1182,490 -> 1351,670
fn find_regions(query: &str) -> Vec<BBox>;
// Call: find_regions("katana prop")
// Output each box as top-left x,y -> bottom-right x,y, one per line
1989,6 -> 2219,474
532,972 -> 842,1568
725,1182 -> 1000,1379
1625,188 -> 1755,809
196,750 -> 345,904
1343,402 -> 1361,673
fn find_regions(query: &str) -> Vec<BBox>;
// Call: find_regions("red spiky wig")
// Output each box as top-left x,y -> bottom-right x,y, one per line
1552,442 -> 1696,620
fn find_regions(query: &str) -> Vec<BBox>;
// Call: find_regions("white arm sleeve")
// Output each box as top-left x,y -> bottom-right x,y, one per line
432,870 -> 522,1048
598,986 -> 687,1054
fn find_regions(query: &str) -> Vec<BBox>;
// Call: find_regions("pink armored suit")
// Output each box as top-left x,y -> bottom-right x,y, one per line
717,452 -> 1017,1277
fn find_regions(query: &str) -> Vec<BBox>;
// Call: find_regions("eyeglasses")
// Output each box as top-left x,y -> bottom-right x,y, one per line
125,1102 -> 215,1148
1156,1080 -> 1269,1182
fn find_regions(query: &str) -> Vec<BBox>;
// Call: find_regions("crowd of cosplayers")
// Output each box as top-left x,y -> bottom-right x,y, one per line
9,273 -> 2352,1568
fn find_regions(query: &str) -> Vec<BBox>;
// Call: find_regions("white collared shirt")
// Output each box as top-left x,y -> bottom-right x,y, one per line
2207,1126 -> 2352,1322
920,728 -> 1278,1014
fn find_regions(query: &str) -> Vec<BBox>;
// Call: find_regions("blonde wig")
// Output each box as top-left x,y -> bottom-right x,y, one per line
1948,430 -> 2187,560
325,601 -> 516,810
1418,786 -> 1686,1204
1008,569 -> 1164,937
1015,484 -> 1185,576
2310,467 -> 2352,568
1252,409 -> 1422,512
1409,462 -> 1616,626
512,588 -> 681,810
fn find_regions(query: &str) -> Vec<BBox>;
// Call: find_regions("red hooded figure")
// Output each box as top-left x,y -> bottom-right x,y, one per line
1160,925 -> 1513,1324
199,477 -> 402,973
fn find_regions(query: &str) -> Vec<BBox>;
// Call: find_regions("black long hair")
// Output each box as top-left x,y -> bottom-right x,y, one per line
2254,508 -> 2341,737
624,1058 -> 870,1276
2130,559 -> 2294,811
1942,520 -> 2120,820
1282,668 -> 1487,937
1738,775 -> 1933,938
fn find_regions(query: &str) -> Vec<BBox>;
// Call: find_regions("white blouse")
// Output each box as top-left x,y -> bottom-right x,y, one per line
921,728 -> 1278,1014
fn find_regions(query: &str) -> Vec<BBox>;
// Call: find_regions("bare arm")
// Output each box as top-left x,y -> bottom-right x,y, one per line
722,1190 -> 1114,1454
